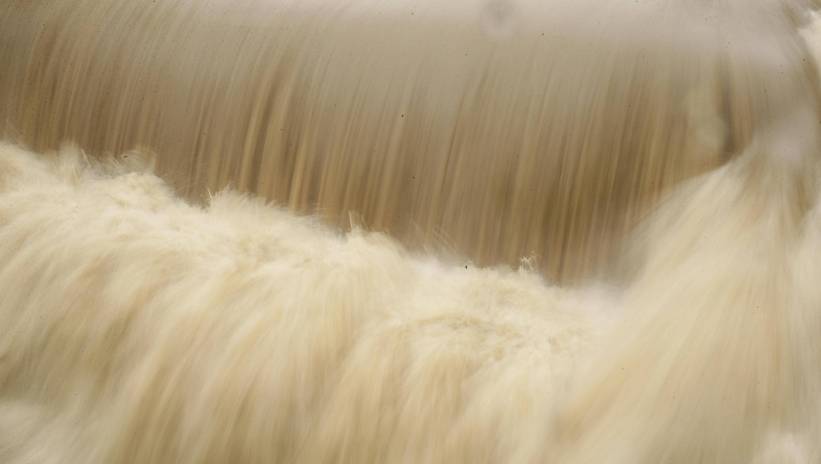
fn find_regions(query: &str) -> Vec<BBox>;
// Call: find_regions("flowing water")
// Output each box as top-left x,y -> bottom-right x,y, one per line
1,0 -> 821,462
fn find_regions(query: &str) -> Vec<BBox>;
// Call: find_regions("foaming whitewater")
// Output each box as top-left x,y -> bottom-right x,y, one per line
0,142 -> 605,463
2,116 -> 821,462
3,1 -> 821,464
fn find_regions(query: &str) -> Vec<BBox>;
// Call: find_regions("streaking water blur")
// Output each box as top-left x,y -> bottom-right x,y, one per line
2,1 -> 821,463
3,0 -> 818,280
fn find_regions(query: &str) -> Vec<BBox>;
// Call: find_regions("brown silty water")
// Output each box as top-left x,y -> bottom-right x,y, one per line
4,0 -> 819,281
3,2 -> 821,463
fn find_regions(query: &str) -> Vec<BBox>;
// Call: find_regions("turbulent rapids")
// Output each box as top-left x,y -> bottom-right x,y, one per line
2,0 -> 821,462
